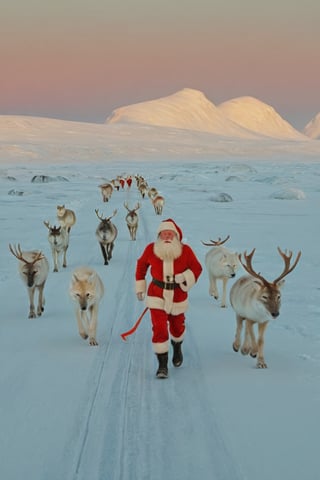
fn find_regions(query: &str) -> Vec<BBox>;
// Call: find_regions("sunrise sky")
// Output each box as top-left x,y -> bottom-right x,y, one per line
1,0 -> 319,129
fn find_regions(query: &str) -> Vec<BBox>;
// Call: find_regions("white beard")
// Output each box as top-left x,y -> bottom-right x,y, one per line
153,237 -> 182,261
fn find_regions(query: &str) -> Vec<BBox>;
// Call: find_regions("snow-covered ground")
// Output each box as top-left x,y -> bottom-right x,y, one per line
1,152 -> 319,480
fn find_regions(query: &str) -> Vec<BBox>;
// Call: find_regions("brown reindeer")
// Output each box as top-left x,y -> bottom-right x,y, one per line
124,202 -> 140,240
152,195 -> 165,215
95,209 -> 118,265
56,205 -> 76,233
230,247 -> 301,368
98,183 -> 114,202
9,243 -> 49,318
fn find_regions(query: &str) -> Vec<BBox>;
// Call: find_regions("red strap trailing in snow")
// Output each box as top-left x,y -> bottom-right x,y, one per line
120,307 -> 149,341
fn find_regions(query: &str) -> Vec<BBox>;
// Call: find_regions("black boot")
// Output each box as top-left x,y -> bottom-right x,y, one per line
156,352 -> 168,379
171,340 -> 183,367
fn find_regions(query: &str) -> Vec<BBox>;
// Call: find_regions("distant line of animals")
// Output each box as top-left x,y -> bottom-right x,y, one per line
8,173 -> 301,369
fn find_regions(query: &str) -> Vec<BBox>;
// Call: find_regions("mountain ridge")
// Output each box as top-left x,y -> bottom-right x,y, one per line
105,88 -> 309,141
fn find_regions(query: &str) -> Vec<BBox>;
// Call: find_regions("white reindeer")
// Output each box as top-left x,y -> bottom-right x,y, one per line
99,183 -> 114,202
56,205 -> 76,233
124,202 -> 140,240
230,247 -> 301,368
43,221 -> 69,272
152,195 -> 165,215
202,235 -> 239,308
9,243 -> 49,318
95,209 -> 118,265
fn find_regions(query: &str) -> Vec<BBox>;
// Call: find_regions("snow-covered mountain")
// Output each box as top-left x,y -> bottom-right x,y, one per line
303,113 -> 320,139
106,88 -> 259,139
1,89 -> 320,164
106,88 -> 307,140
217,96 -> 306,140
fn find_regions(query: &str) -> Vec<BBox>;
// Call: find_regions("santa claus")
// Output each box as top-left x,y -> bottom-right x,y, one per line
135,218 -> 202,378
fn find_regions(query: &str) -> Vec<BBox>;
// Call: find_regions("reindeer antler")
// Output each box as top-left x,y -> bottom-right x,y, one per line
125,202 -> 141,212
201,235 -> 230,247
273,247 -> 301,284
9,243 -> 27,262
238,249 -> 269,286
95,209 -> 104,221
9,243 -> 44,264
95,208 -> 118,221
107,209 -> 117,221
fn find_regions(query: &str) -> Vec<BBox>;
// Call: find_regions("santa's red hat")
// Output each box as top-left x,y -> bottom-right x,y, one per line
157,218 -> 183,241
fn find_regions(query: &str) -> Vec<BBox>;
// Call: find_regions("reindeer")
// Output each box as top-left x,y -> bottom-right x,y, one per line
148,187 -> 158,200
202,235 -> 239,308
230,247 -> 301,368
136,175 -> 146,188
138,182 -> 148,199
95,209 -> 118,265
98,183 -> 114,202
111,178 -> 121,191
43,221 -> 69,272
124,202 -> 140,240
9,243 -> 49,318
56,205 -> 76,233
152,195 -> 165,215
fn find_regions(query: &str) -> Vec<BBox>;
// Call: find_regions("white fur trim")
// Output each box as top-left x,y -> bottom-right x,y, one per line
179,269 -> 196,292
146,296 -> 189,315
135,279 -> 146,294
171,332 -> 185,342
157,221 -> 179,238
153,341 -> 169,354
174,273 -> 185,284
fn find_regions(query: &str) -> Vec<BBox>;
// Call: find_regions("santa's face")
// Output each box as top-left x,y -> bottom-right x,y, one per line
154,231 -> 182,260
159,230 -> 176,243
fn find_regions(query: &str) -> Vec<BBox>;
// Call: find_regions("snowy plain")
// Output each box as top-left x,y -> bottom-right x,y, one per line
1,112 -> 320,480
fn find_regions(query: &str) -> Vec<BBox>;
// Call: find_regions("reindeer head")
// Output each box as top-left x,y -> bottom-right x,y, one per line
95,208 -> 117,224
124,202 -> 140,213
239,247 -> 301,319
9,243 -> 45,287
44,221 -> 63,244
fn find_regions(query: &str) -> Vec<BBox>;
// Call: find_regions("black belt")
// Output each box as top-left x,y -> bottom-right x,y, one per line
152,278 -> 179,290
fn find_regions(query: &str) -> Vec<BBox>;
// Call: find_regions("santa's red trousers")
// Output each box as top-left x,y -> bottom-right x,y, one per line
150,308 -> 185,344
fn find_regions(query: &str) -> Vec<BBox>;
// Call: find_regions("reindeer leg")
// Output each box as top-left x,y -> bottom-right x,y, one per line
108,243 -> 114,261
256,322 -> 268,368
52,248 -> 58,272
99,243 -> 108,265
37,283 -> 45,316
28,286 -> 36,318
233,314 -> 243,352
247,321 -> 258,358
241,320 -> 252,355
63,244 -> 68,268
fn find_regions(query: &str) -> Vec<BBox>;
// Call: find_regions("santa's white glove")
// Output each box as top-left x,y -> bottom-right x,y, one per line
175,273 -> 186,284
137,292 -> 145,301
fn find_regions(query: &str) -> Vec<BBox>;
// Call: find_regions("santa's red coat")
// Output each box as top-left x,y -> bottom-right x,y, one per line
135,242 -> 202,315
